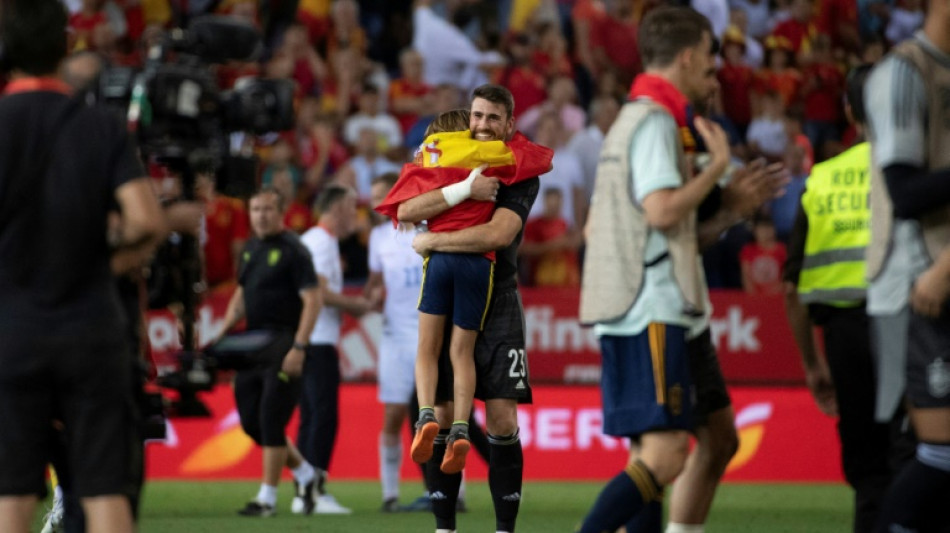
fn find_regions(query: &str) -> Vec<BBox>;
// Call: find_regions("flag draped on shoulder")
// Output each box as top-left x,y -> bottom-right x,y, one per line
374,131 -> 553,232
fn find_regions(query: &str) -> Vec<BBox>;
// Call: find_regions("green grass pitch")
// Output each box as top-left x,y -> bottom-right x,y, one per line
37,480 -> 854,532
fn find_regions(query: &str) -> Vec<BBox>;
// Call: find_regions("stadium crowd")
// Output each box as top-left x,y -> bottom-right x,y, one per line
28,0 -> 920,294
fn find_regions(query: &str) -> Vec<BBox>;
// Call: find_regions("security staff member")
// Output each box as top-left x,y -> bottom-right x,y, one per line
217,187 -> 322,517
783,65 -> 893,533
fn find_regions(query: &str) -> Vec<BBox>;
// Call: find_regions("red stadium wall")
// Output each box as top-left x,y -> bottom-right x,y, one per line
146,288 -> 835,482
147,288 -> 806,385
145,384 -> 842,482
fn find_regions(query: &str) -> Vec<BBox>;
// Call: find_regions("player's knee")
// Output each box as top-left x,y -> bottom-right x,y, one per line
710,427 -> 739,468
485,400 -> 518,436
636,436 -> 690,485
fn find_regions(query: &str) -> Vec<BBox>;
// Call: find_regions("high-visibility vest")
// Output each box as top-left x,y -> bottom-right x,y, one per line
798,142 -> 872,306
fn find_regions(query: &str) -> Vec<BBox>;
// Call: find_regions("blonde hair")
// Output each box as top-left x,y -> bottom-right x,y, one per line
424,108 -> 470,137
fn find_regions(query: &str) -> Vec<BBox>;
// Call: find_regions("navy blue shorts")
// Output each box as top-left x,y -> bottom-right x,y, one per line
418,252 -> 494,331
600,323 -> 694,438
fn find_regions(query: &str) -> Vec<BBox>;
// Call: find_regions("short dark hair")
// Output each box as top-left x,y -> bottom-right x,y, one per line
1,0 -> 68,76
472,84 -> 515,119
315,185 -> 354,214
638,6 -> 714,69
845,64 -> 873,125
252,186 -> 285,211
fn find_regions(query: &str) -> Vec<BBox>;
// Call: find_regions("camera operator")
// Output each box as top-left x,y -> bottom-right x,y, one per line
0,1 -> 167,532
216,186 -> 323,517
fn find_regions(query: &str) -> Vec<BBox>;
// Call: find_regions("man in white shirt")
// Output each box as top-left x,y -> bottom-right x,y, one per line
567,95 -> 620,222
343,83 -> 404,153
296,185 -> 371,515
365,174 -> 425,512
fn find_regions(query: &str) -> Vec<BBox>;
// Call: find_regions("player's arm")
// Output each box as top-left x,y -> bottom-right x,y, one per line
697,160 -> 787,249
413,208 -> 524,255
911,247 -> 950,318
320,273 -> 371,317
865,56 -> 935,218
396,167 -> 499,223
364,271 -> 385,311
641,118 -> 730,231
110,178 -> 169,274
781,203 -> 837,416
282,284 -> 322,377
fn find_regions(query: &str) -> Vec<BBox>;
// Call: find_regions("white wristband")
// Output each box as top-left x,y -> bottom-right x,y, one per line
441,164 -> 485,207
442,179 -> 472,207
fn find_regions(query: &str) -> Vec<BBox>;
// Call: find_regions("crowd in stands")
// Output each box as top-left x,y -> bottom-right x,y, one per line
46,0 -> 924,294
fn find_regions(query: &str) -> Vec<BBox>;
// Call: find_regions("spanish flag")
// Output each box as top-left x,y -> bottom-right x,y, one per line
375,131 -> 553,235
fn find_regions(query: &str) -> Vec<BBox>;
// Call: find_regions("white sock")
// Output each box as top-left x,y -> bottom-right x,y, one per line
459,475 -> 466,500
666,524 -> 705,533
380,433 -> 403,501
256,484 -> 278,507
436,530 -> 456,533
292,461 -> 315,486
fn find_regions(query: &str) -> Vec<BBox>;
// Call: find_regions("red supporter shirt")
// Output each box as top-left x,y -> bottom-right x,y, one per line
495,66 -> 547,119
388,78 -> 432,134
283,201 -> 315,234
596,16 -> 641,82
772,19 -> 820,54
755,68 -> 803,109
817,0 -> 858,47
801,62 -> 844,122
740,242 -> 787,295
718,63 -> 755,126
524,217 -> 580,287
204,196 -> 250,286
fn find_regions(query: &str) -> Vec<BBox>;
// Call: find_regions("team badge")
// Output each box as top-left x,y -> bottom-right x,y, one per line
928,358 -> 950,398
268,249 -> 282,266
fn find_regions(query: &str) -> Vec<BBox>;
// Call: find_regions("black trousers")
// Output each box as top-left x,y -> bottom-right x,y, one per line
816,305 -> 893,533
297,344 -> 340,471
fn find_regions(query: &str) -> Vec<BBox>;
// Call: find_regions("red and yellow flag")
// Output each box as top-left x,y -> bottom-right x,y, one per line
374,131 -> 553,235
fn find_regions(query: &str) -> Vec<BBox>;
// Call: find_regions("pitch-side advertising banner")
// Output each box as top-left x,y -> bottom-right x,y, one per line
146,288 -> 805,385
145,384 -> 842,482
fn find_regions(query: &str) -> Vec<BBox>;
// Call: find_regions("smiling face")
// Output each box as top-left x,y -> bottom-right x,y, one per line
469,97 -> 514,141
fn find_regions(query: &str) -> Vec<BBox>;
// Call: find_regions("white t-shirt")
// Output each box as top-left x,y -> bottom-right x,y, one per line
864,39 -> 932,315
300,226 -> 343,345
368,223 -> 423,345
567,125 -> 605,201
343,113 -> 404,151
746,117 -> 787,158
594,111 -> 712,340
528,149 -> 584,227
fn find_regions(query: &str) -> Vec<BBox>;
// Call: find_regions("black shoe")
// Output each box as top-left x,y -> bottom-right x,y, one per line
237,501 -> 275,517
381,498 -> 401,512
402,494 -> 433,512
291,479 -> 315,515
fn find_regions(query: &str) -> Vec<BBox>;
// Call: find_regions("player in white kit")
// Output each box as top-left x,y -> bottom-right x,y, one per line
366,173 -> 425,511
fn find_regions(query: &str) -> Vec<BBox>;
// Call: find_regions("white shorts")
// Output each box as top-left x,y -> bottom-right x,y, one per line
377,339 -> 416,404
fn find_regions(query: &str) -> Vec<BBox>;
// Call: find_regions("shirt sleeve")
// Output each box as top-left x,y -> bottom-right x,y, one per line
783,200 -> 809,284
311,231 -> 338,279
629,111 -> 683,203
864,55 -> 927,168
496,176 -> 540,226
291,239 -> 318,291
110,119 -> 147,191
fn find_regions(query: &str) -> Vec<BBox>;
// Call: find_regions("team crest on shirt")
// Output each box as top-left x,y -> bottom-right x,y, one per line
268,249 -> 281,266
927,358 -> 950,398
423,139 -> 443,165
242,251 -> 250,262
669,384 -> 684,416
